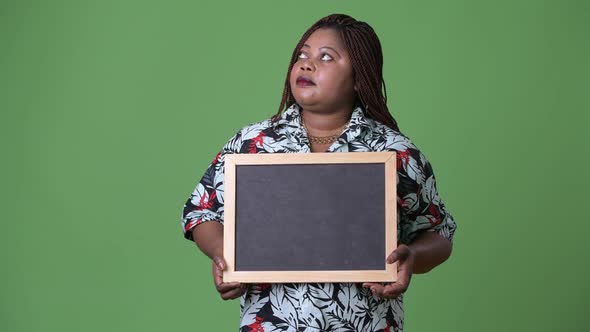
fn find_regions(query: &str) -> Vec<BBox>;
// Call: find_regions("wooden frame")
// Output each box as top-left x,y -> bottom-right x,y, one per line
223,152 -> 397,283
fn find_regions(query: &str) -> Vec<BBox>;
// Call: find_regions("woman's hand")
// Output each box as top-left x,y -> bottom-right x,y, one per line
211,256 -> 246,300
362,244 -> 415,299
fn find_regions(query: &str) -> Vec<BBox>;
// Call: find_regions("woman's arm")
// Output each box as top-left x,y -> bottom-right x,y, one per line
191,222 -> 245,300
192,221 -> 224,259
405,231 -> 452,274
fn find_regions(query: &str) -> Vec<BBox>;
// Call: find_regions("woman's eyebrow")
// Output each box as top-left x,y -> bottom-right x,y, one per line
302,44 -> 341,57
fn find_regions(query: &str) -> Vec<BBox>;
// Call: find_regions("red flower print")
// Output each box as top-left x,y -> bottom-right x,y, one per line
183,219 -> 202,232
398,197 -> 406,207
197,191 -> 216,210
212,151 -> 222,165
396,149 -> 410,169
426,203 -> 442,226
248,132 -> 266,154
251,283 -> 272,292
384,321 -> 392,332
247,316 -> 265,332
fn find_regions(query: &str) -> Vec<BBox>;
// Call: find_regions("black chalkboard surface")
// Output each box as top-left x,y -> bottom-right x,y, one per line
223,152 -> 397,283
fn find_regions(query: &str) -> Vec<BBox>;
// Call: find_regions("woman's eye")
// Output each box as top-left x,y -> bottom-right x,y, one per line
321,53 -> 333,61
298,52 -> 308,59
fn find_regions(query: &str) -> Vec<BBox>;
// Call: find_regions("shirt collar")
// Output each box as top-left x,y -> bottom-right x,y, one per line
273,104 -> 375,143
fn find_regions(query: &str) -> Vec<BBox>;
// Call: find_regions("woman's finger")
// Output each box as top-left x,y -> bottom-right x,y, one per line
212,261 -> 224,287
362,282 -> 385,297
213,256 -> 225,270
217,282 -> 242,293
386,245 -> 410,264
386,251 -> 400,264
382,283 -> 403,298
382,267 -> 412,298
220,286 -> 246,300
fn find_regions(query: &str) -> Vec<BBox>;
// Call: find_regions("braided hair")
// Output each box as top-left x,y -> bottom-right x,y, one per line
275,14 -> 400,133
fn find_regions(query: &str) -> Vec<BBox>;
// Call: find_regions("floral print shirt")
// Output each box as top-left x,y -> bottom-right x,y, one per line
181,104 -> 456,331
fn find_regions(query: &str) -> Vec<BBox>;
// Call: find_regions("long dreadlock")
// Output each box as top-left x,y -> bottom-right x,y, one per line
275,14 -> 401,133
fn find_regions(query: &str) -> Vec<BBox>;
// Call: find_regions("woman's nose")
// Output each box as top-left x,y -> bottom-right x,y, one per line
300,60 -> 315,72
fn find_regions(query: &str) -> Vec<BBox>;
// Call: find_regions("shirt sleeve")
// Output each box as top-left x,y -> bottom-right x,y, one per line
386,135 -> 457,244
181,130 -> 243,241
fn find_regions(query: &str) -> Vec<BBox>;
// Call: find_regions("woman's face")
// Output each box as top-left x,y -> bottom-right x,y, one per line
289,28 -> 356,112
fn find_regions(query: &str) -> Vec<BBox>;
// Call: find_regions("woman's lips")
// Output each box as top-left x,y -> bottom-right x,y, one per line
296,76 -> 315,87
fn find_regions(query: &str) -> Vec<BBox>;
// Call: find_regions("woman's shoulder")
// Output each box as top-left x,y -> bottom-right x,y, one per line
233,117 -> 276,140
367,120 -> 435,184
367,118 -> 419,153
220,117 -> 276,151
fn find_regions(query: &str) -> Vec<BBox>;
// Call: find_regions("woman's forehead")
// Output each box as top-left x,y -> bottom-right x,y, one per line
302,28 -> 345,51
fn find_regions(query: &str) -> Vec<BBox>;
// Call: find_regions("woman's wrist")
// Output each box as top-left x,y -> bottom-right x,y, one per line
407,231 -> 452,274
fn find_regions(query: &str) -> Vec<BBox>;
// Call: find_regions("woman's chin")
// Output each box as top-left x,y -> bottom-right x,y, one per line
293,95 -> 318,108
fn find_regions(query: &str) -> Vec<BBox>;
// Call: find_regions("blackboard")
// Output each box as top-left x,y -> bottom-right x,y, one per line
223,152 -> 397,283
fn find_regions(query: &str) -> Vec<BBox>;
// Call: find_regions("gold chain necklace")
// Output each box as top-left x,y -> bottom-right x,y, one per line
302,116 -> 349,145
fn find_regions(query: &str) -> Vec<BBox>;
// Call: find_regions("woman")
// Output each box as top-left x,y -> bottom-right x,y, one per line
182,14 -> 456,331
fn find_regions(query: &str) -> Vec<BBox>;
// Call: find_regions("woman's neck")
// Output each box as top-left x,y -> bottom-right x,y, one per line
300,107 -> 352,136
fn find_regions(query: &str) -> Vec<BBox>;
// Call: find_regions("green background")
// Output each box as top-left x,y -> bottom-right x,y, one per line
2,0 -> 589,331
